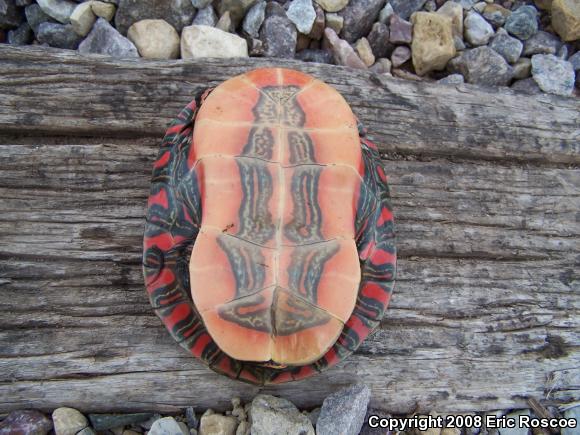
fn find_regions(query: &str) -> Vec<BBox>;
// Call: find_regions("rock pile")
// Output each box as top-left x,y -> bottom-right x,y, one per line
1,0 -> 579,95
0,386 -> 576,435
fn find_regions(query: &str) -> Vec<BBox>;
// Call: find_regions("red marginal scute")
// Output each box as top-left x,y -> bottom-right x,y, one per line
346,315 -> 371,341
270,371 -> 293,384
148,188 -> 169,209
377,207 -> 393,226
154,151 -> 171,169
145,267 -> 175,290
238,367 -> 260,384
361,282 -> 390,305
161,302 -> 193,331
190,332 -> 212,358
371,249 -> 396,266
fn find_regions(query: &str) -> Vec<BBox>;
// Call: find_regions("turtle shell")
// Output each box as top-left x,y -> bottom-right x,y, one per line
143,68 -> 396,385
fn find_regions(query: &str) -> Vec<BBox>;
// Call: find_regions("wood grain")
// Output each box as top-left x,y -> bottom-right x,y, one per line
0,46 -> 578,414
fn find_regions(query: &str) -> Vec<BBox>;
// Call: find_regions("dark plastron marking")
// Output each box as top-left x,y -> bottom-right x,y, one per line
235,159 -> 276,245
275,241 -> 340,335
284,166 -> 324,244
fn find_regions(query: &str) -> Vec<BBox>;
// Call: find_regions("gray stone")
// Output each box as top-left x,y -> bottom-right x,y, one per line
425,0 -> 436,12
522,30 -> 561,56
181,24 -> 248,57
79,18 -> 139,57
37,21 -> 82,48
193,5 -> 218,26
296,48 -> 333,63
324,27 -> 367,68
217,0 -> 257,25
7,22 -> 32,44
242,0 -> 265,36
498,410 -> 532,435
185,407 -> 198,430
390,0 -> 426,20
37,0 -> 77,24
88,414 -> 154,431
76,428 -> 97,435
216,11 -> 233,31
339,0 -> 385,43
490,28 -> 523,63
438,73 -> 465,84
452,0 -> 477,10
504,5 -> 538,40
557,43 -> 570,60
248,36 -> 264,55
115,0 -> 196,34
367,22 -> 393,58
451,46 -> 514,85
454,35 -> 466,50
287,0 -> 315,34
482,4 -> 511,28
52,408 -> 89,435
562,407 -> 580,435
0,410 -> 53,435
149,417 -> 188,435
15,0 -> 32,5
389,14 -> 412,44
260,9 -> 297,57
531,53 -> 575,95
369,57 -> 392,74
307,408 -> 321,426
317,384 -> 371,435
569,51 -> 580,70
359,409 -> 392,435
513,57 -> 531,78
191,0 -> 213,8
250,395 -> 314,435
391,45 -> 411,66
25,3 -> 55,34
378,2 -> 393,24
464,11 -> 494,46
140,414 -> 163,430
0,0 -> 22,29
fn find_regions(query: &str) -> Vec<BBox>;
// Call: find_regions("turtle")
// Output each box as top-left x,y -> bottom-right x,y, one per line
143,68 -> 396,385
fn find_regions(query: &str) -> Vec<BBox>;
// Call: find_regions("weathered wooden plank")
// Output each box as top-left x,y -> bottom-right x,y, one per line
0,256 -> 577,413
1,142 -> 578,263
0,135 -> 578,413
0,46 -> 578,165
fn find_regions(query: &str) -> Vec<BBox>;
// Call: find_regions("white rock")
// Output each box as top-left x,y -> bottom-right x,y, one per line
287,0 -> 316,34
149,417 -> 189,435
52,408 -> 89,435
181,25 -> 248,58
316,0 -> 348,13
378,2 -> 394,24
464,10 -> 494,46
128,19 -> 180,59
70,2 -> 96,36
437,1 -> 463,37
91,1 -> 116,21
199,414 -> 238,435
325,12 -> 343,33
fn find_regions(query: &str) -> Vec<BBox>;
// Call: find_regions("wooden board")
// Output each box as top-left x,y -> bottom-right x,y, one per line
0,45 -> 578,414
